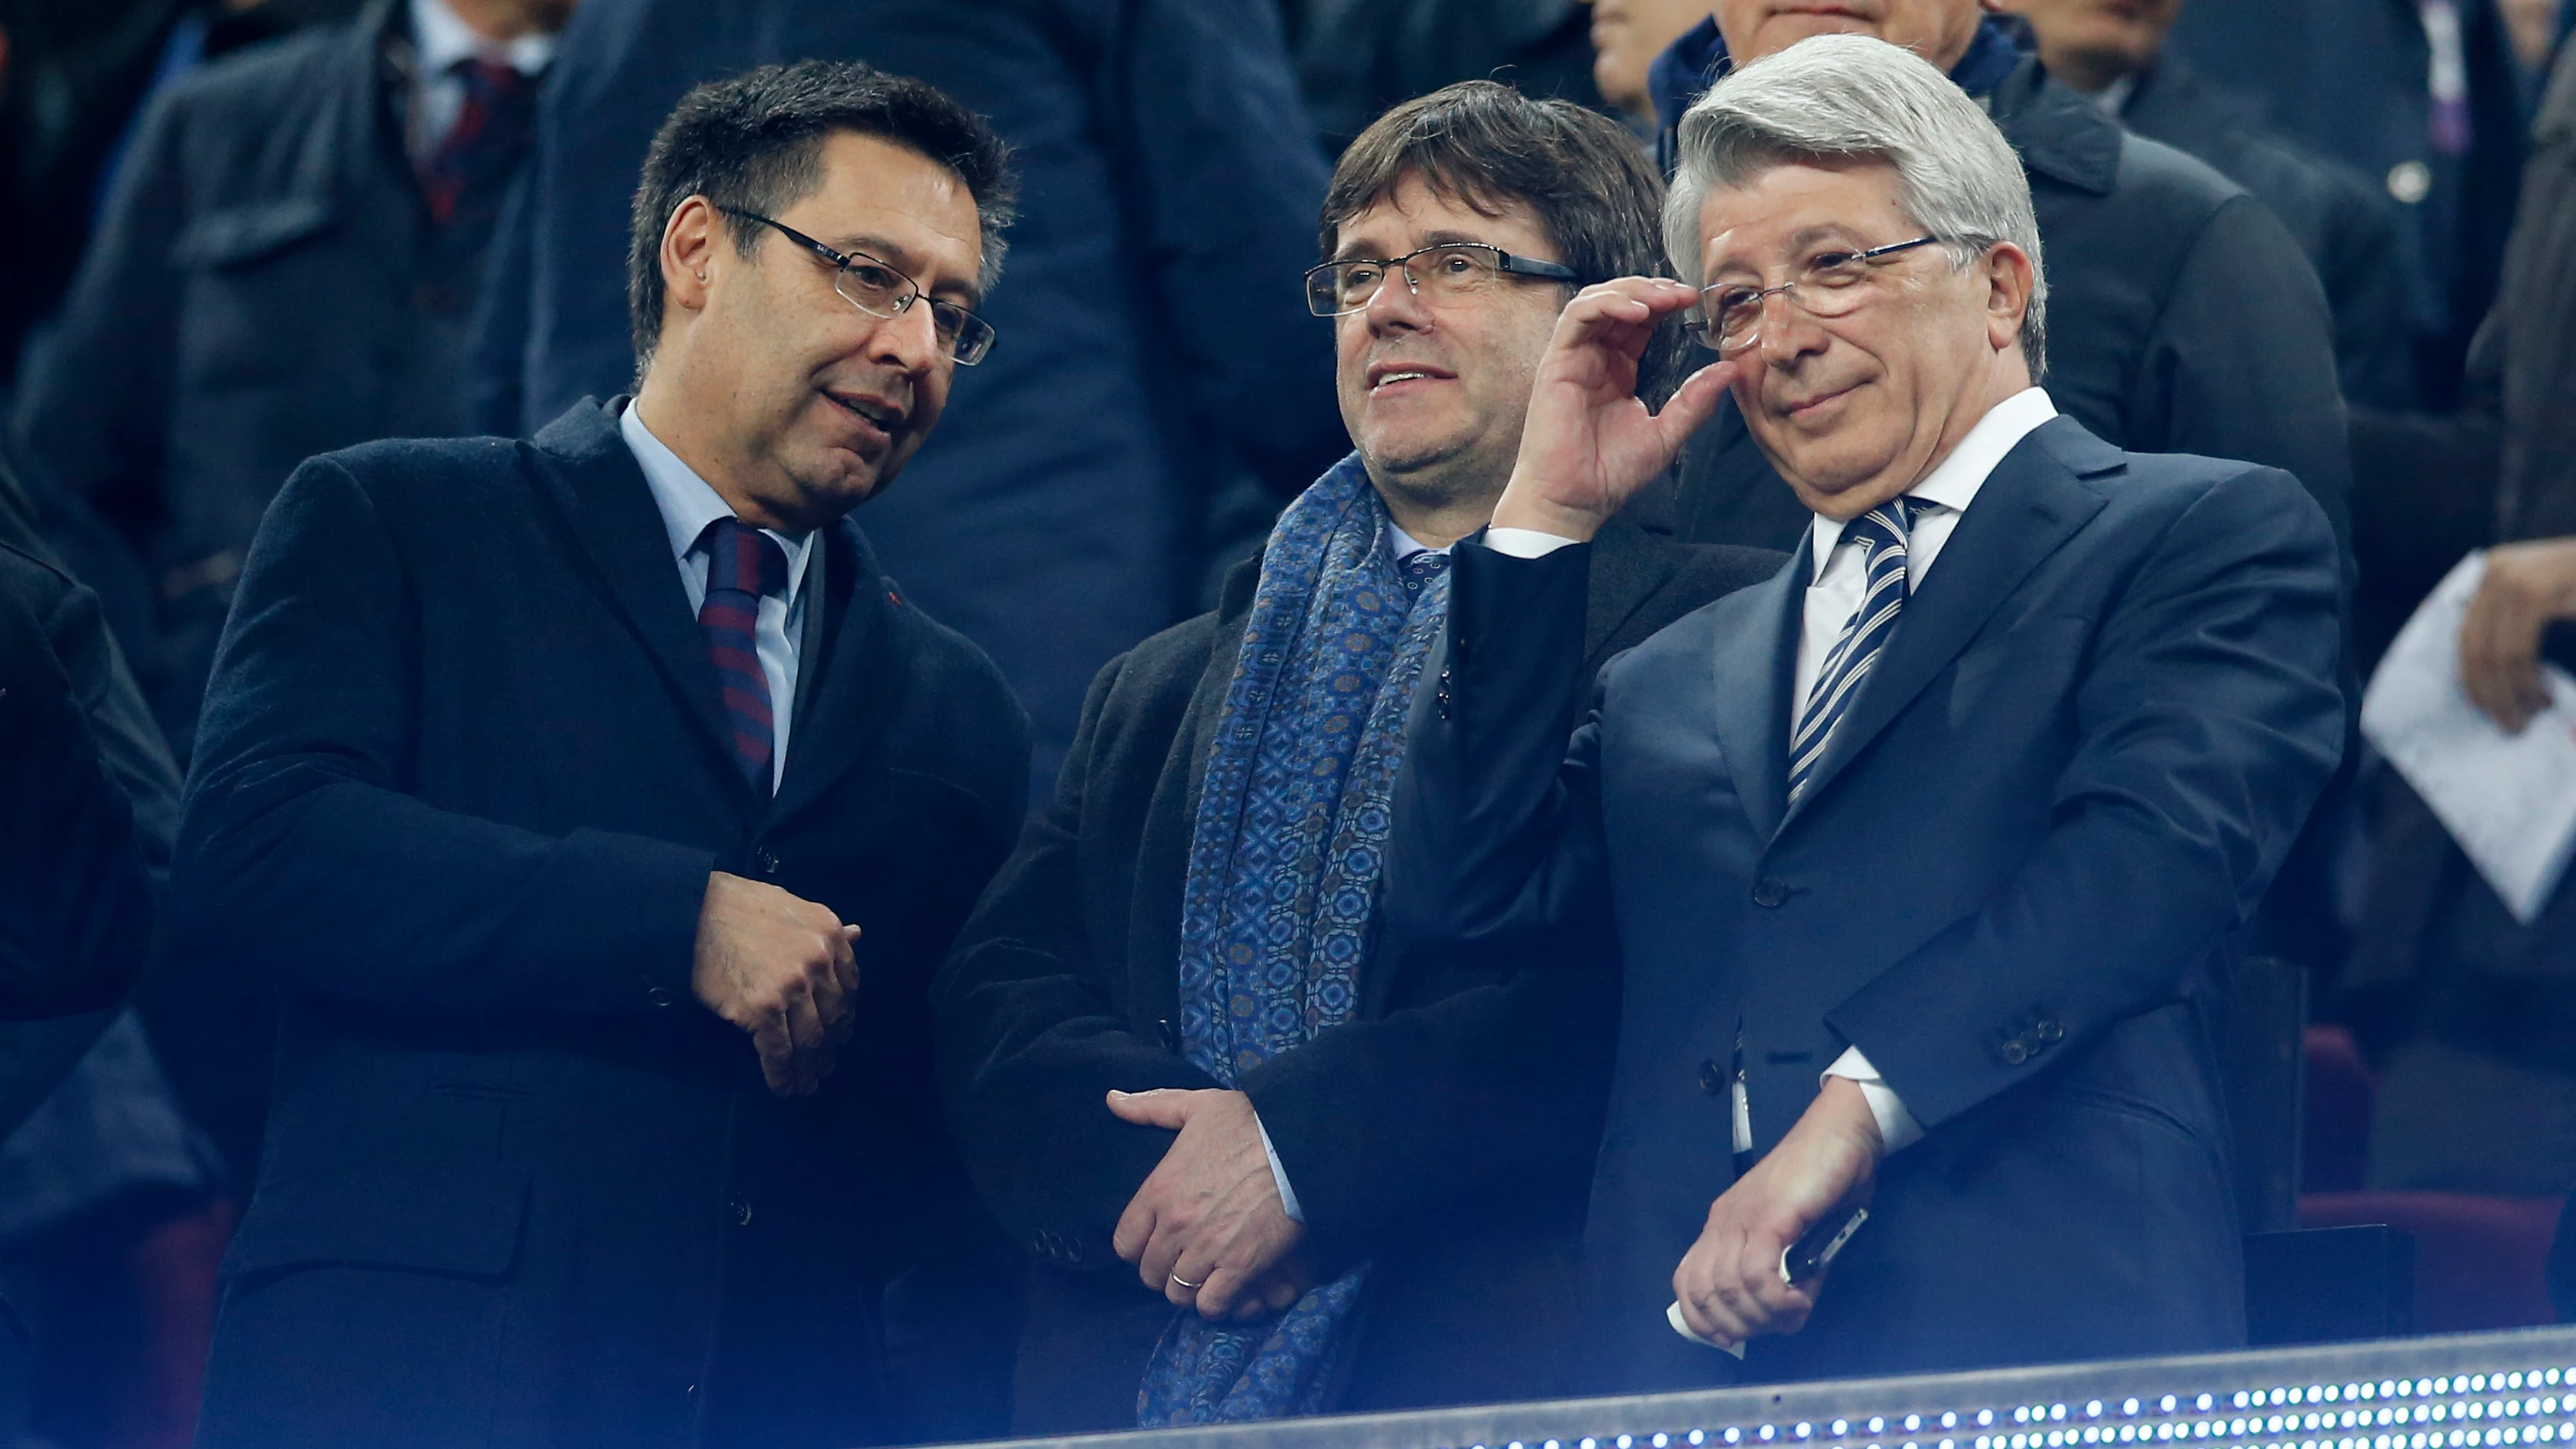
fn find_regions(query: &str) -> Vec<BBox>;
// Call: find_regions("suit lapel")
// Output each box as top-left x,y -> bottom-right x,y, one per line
1712,548 -> 1806,846
530,402 -> 739,774
1780,419 -> 2114,820
769,520 -> 899,826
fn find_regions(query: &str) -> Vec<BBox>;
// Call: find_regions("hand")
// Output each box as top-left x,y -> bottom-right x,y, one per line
1491,277 -> 1737,543
2461,537 -> 2576,733
1108,1088 -> 1306,1321
1671,1077 -> 1881,1351
690,871 -> 860,1096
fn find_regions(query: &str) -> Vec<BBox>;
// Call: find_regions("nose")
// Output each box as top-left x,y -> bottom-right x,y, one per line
1753,288 -> 1830,366
1360,264 -> 1433,332
867,294 -> 946,374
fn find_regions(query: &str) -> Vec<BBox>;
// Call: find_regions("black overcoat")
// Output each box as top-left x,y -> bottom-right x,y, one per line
175,400 -> 1029,1449
934,509 -> 1781,1430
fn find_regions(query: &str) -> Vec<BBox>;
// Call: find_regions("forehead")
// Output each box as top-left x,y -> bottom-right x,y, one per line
1332,172 -> 1560,262
773,129 -> 985,298
1694,156 -> 1910,272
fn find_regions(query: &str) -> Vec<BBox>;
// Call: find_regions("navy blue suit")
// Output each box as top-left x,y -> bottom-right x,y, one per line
471,0 -> 1345,791
1385,418 -> 2346,1390
174,401 -> 1029,1448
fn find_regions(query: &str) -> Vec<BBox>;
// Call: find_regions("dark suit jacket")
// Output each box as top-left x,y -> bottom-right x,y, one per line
12,0 -> 518,759
1387,418 -> 2346,1391
933,509 -> 1781,1429
174,401 -> 1029,1449
1655,34 -> 2354,586
2121,56 -> 2417,410
472,0 -> 1344,791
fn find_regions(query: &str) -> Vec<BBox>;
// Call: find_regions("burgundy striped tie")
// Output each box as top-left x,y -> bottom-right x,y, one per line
696,519 -> 788,789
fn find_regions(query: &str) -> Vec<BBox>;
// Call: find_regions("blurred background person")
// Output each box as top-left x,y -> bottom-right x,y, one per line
2003,0 -> 2420,409
1583,0 -> 1712,136
1290,0 -> 1603,154
474,0 -> 1344,800
12,0 -> 570,763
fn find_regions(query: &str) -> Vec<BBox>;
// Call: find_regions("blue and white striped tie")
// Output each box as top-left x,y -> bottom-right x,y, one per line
1786,497 -> 1920,806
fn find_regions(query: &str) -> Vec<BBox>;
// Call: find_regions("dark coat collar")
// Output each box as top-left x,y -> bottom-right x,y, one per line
1710,416 -> 2123,840
526,398 -> 900,826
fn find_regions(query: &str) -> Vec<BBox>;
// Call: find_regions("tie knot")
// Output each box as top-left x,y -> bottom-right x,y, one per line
453,57 -> 530,96
702,518 -> 787,599
1848,496 -> 1920,557
1396,548 -> 1451,596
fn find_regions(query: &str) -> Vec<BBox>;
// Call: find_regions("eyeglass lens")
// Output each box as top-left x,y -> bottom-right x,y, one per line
1310,245 -> 1510,316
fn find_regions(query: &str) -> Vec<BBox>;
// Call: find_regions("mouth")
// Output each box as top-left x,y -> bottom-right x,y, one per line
825,389 -> 907,446
1366,361 -> 1457,392
1777,379 -> 1864,421
1770,1 -> 1874,19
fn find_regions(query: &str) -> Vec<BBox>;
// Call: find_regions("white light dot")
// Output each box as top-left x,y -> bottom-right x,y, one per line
1835,1424 -> 1849,1436
2094,1406 -> 2107,1420
1982,1415 -> 1995,1429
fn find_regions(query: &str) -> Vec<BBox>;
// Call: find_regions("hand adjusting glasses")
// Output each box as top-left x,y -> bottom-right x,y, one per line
1305,242 -> 1585,316
720,206 -> 997,366
1685,234 -> 1943,355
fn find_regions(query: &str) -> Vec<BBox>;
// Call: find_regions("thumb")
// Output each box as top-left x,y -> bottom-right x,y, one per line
1106,1087 -> 1197,1129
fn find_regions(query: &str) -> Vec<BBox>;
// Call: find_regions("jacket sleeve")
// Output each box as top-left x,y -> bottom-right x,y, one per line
1300,540 -> 1620,1257
10,83 -> 187,550
1102,0 -> 1347,500
2136,191 -> 2357,584
1828,465 -> 2346,1130
0,556 -> 152,1019
932,653 -> 1220,1271
171,456 -> 714,1017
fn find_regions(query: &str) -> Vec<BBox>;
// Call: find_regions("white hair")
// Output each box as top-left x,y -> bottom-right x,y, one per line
1663,33 -> 2048,372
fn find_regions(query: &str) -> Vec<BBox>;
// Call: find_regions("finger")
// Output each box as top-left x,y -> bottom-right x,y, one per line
1653,359 -> 1740,450
1193,1259 -> 1260,1320
1679,1284 -> 1753,1345
1105,1088 -> 1196,1129
750,1010 -> 795,1095
2461,580 -> 2541,731
835,924 -> 862,997
1140,1222 -> 1190,1302
779,981 -> 826,1094
1112,1189 -> 1156,1264
1263,1274 -> 1303,1312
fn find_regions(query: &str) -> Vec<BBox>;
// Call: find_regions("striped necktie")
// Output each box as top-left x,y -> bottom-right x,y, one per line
1786,496 -> 1920,806
696,518 -> 788,790
419,59 -> 535,226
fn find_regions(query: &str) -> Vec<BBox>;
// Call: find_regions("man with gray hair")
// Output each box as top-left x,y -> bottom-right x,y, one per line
1386,34 -> 2347,1389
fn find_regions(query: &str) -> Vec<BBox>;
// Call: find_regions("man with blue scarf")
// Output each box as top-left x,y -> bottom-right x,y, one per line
933,82 -> 1780,1431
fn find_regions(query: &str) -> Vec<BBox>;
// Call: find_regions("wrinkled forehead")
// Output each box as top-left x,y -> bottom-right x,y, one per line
1694,154 -> 1910,276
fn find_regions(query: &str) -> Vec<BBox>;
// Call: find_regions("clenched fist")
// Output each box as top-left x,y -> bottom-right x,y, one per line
692,871 -> 859,1095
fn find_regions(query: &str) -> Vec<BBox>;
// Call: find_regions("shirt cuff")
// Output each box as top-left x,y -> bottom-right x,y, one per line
1823,1045 -> 1925,1154
1483,526 -> 1583,559
1255,1112 -> 1305,1224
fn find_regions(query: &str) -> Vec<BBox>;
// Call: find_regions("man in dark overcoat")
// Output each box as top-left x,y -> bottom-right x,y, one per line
173,63 -> 1029,1448
933,82 -> 1781,1431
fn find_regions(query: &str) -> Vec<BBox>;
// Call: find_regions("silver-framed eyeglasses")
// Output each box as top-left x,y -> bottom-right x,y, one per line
1685,235 -> 1943,355
720,206 -> 997,366
1305,242 -> 1586,317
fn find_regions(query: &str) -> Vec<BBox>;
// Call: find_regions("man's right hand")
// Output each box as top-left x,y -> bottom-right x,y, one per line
691,871 -> 859,1096
1491,276 -> 1737,543
2461,536 -> 2576,733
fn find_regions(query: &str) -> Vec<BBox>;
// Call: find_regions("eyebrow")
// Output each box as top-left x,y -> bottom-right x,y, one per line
1330,228 -> 1529,263
826,230 -> 984,309
1703,222 -> 1870,281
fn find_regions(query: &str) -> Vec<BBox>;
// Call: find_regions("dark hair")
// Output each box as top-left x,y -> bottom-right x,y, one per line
1320,81 -> 1687,400
626,60 -> 1018,372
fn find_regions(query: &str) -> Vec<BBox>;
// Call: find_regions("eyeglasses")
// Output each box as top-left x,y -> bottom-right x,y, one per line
1685,235 -> 1944,355
719,206 -> 996,366
1305,242 -> 1587,317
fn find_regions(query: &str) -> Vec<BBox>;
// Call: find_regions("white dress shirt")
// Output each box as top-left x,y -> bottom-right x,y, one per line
402,0 -> 555,169
1255,516 -> 1449,1226
1488,386 -> 2061,1158
619,404 -> 818,793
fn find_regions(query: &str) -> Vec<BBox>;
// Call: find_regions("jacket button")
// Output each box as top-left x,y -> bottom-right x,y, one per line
647,986 -> 675,1007
2034,1018 -> 2063,1042
729,1199 -> 753,1227
2000,1040 -> 2030,1066
1698,1059 -> 1728,1096
1750,877 -> 1788,908
754,846 -> 781,876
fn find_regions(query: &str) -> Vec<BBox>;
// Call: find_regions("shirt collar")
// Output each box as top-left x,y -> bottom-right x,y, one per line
1806,386 -> 2058,566
618,402 -> 817,608
1386,518 -> 1444,560
407,0 -> 555,78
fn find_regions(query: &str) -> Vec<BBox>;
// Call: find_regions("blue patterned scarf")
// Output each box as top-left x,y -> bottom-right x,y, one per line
1136,455 -> 1452,1424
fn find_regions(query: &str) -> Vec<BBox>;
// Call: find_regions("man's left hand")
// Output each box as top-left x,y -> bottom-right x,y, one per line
2461,537 -> 2576,733
1109,1087 -> 1306,1321
1672,1077 -> 1883,1350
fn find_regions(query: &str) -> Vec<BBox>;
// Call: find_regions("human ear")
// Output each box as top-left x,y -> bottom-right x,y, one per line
1981,241 -> 2034,353
661,196 -> 722,320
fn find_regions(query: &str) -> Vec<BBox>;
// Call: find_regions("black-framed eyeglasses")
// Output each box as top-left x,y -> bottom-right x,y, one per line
1684,235 -> 1943,355
1304,242 -> 1587,317
720,206 -> 996,366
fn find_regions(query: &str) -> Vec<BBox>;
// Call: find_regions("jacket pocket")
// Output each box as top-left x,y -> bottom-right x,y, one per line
219,1160 -> 527,1283
171,197 -> 337,272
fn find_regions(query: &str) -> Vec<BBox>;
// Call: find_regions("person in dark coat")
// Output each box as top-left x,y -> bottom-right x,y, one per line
174,64 -> 1029,1449
2341,38 -> 2576,1199
1643,4 -> 2354,574
12,0 -> 568,760
472,0 -> 1346,796
933,82 -> 1782,1431
2002,0 -> 2419,408
1387,36 -> 2343,1391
